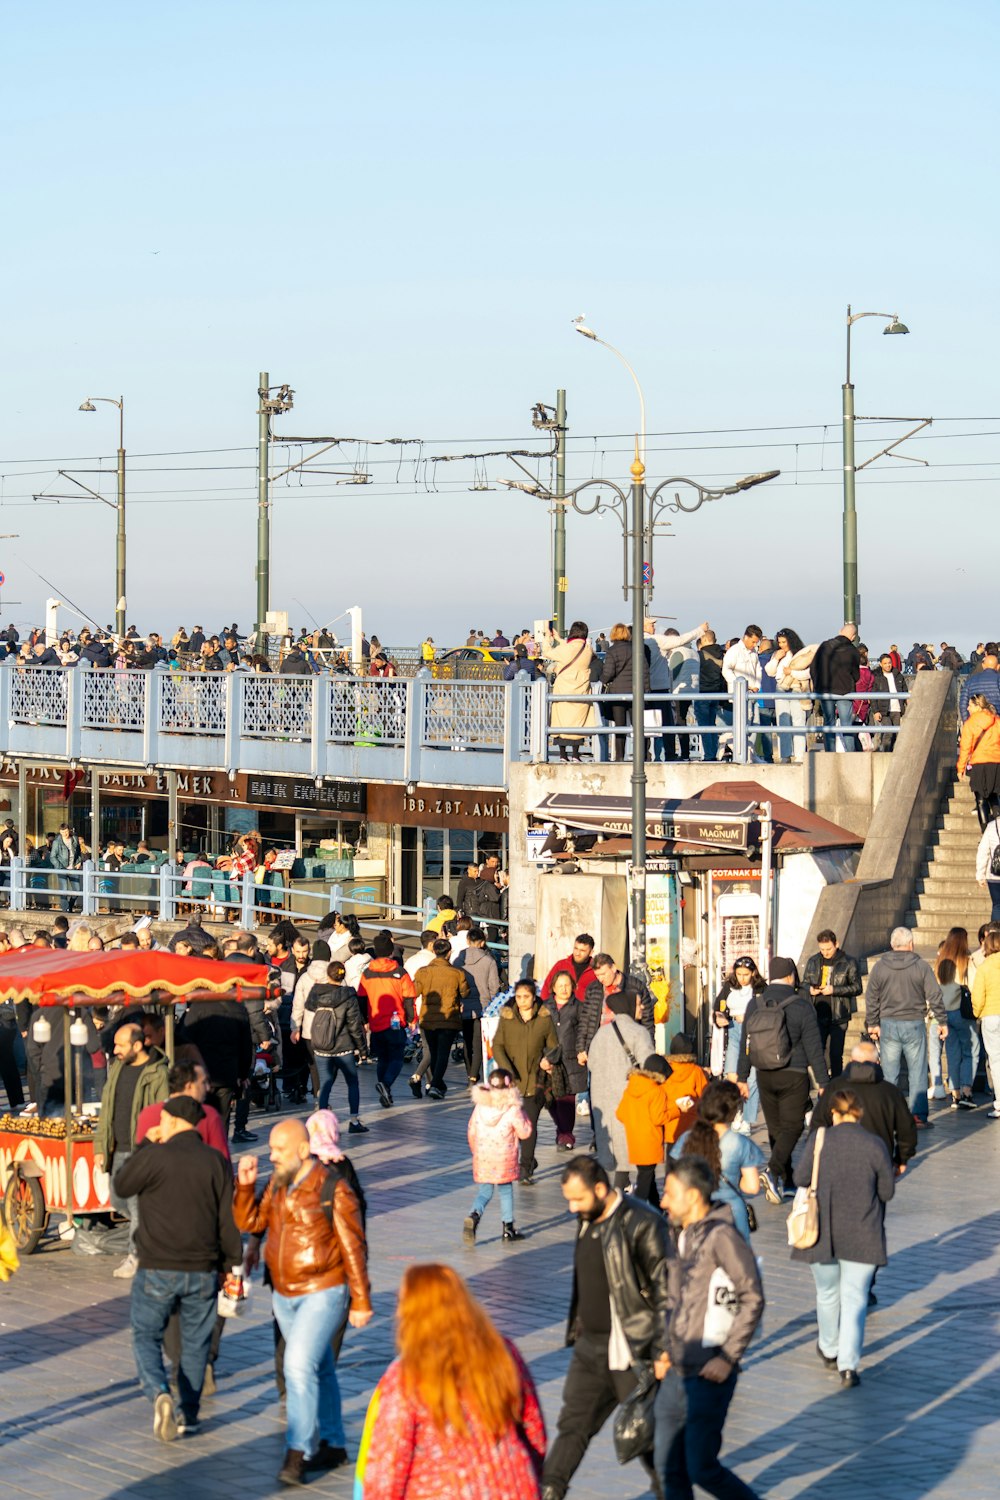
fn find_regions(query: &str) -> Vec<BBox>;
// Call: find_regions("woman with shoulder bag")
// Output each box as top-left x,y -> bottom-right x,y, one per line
714,956 -> 766,1130
958,693 -> 1000,832
677,1079 -> 765,1243
547,621 -> 596,763
935,929 -> 979,1110
600,623 -> 651,763
791,1088 -> 895,1387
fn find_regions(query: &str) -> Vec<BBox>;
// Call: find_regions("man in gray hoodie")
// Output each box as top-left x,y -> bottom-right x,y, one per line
865,927 -> 947,1127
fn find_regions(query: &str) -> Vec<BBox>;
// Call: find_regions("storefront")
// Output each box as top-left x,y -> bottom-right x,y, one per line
524,779 -> 862,1048
367,785 -> 510,909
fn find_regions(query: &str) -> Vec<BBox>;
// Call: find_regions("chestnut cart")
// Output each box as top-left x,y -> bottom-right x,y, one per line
0,950 -> 270,1253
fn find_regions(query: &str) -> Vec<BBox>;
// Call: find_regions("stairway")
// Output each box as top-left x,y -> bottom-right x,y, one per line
906,776 -> 990,951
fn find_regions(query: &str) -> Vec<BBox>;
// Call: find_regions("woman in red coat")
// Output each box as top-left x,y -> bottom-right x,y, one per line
355,1264 -> 545,1498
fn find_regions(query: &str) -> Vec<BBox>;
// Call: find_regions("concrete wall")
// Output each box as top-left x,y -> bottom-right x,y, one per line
798,671 -> 956,971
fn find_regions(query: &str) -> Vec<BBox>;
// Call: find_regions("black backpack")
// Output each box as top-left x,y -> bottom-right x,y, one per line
319,1157 -> 367,1229
744,994 -> 797,1071
309,993 -> 342,1056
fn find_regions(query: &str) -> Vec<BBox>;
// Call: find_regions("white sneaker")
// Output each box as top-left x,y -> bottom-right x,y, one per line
576,1100 -> 591,1118
113,1253 -> 138,1279
929,1086 -> 947,1101
988,1108 -> 1000,1120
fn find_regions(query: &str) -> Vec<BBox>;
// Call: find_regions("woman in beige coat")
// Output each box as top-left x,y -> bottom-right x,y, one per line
547,620 -> 596,761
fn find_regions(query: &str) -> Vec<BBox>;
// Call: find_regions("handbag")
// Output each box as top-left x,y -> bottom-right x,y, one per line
786,1126 -> 825,1249
721,1170 -> 757,1233
612,1362 -> 658,1465
959,984 -> 975,1021
989,820 -> 1000,878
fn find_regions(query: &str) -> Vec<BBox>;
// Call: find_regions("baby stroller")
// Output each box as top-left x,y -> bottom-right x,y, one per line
249,1042 -> 280,1113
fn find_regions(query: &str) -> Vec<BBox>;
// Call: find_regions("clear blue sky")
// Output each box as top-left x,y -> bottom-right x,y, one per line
2,1 -> 996,652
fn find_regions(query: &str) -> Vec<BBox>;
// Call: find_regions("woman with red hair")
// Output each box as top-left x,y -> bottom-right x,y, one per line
354,1263 -> 545,1497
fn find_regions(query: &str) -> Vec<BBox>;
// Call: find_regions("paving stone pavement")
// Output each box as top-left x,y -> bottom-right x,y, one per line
3,1069 -> 1000,1499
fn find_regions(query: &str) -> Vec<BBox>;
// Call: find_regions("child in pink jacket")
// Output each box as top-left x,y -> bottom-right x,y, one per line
464,1068 -> 533,1245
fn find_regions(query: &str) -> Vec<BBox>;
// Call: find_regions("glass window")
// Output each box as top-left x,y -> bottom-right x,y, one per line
421,829 -> 445,904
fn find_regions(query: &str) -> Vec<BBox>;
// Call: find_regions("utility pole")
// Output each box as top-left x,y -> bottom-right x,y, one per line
629,444 -> 647,969
115,405 -> 126,639
554,388 -> 567,634
842,373 -> 857,628
256,371 -> 271,635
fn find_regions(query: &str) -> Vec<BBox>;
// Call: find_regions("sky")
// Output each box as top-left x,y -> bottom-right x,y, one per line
1,0 -> 997,653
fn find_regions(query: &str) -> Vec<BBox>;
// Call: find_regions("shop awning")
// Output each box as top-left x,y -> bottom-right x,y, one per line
527,792 -> 758,851
0,949 -> 271,1006
528,782 -> 862,858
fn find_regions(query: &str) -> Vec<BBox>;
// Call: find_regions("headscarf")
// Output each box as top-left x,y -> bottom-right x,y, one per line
306,1109 -> 345,1164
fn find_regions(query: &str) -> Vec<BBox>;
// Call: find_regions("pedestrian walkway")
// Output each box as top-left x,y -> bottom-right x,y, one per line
2,1074 -> 1000,1499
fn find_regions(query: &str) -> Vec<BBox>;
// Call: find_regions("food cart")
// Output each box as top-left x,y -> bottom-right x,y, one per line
0,949 -> 270,1253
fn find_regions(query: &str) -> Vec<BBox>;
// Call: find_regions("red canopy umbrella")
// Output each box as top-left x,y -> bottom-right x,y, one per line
0,949 -> 270,1007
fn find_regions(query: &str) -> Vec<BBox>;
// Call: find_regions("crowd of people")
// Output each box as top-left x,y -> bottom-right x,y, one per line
547,617 -> 968,763
6,894 -> 990,1499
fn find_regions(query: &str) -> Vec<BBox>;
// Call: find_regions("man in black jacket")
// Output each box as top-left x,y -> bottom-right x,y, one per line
578,954 -> 654,1058
735,957 -> 829,1204
116,1095 -> 243,1443
802,929 -> 862,1075
811,623 -> 861,752
869,652 -> 908,751
809,1041 -> 917,1167
541,1155 -> 670,1500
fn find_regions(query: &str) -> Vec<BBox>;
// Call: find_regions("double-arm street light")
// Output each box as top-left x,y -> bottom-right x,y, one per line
78,395 -> 126,637
504,321 -> 779,971
842,306 -> 909,627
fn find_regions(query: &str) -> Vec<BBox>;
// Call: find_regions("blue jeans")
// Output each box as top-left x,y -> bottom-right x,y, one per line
131,1268 -> 218,1420
989,881 -> 1000,923
928,1022 -> 943,1089
878,1017 -> 928,1120
110,1149 -> 139,1253
654,1366 -> 759,1499
471,1181 -> 514,1221
319,1052 -> 359,1114
724,1027 -> 758,1124
694,700 -> 732,762
272,1282 -> 350,1456
944,1011 -> 979,1092
52,870 -> 81,911
370,1028 -> 407,1089
811,1259 -> 876,1372
820,697 -> 856,751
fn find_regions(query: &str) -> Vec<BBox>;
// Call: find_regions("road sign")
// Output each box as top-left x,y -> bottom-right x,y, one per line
0,573 -> 7,587
642,563 -> 652,585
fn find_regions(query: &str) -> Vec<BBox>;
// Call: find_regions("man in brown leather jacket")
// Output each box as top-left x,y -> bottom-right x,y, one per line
234,1119 -> 371,1486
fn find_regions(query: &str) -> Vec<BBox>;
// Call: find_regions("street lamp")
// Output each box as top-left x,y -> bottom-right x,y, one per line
79,395 -> 126,637
568,319 -> 779,972
842,307 -> 909,627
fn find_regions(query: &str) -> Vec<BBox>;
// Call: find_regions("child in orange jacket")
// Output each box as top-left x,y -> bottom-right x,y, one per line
616,1053 -> 677,1206
661,1033 -> 710,1150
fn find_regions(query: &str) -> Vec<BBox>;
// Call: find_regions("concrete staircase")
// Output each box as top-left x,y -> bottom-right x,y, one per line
906,775 -> 989,950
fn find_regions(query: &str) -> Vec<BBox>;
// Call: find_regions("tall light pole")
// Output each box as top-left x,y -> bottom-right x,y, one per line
256,374 -> 295,635
567,319 -> 778,973
843,306 -> 909,627
78,395 -> 125,637
573,318 -> 650,970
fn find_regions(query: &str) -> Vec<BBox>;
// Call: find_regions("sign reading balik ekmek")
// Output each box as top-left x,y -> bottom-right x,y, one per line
244,776 -> 367,814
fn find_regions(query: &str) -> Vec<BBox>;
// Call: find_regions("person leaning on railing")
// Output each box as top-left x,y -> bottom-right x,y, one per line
546,621 -> 597,763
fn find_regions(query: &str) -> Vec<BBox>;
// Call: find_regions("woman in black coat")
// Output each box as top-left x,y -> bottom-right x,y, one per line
600,623 -> 651,762
542,971 -> 587,1150
791,1088 -> 895,1387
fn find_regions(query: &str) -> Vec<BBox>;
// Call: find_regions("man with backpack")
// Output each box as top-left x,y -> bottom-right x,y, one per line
234,1117 -> 371,1486
734,957 -> 829,1205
